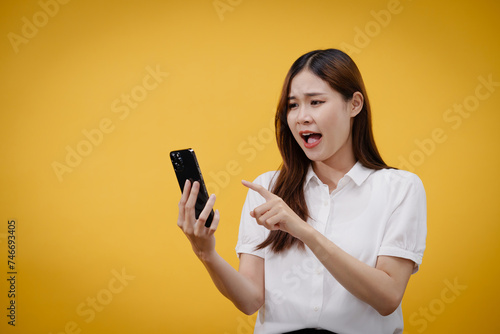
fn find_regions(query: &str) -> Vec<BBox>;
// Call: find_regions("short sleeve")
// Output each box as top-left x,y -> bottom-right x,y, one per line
235,172 -> 275,258
378,173 -> 427,274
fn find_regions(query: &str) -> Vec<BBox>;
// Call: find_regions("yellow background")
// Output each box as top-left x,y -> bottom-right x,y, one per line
1,0 -> 499,333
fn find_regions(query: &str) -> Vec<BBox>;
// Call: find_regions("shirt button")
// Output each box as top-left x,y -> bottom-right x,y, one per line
314,306 -> 319,312
315,268 -> 322,275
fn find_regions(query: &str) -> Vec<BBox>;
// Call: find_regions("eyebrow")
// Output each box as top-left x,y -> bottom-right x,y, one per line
288,92 -> 327,100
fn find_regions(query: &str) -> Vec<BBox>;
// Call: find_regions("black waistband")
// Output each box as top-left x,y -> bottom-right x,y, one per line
283,329 -> 337,334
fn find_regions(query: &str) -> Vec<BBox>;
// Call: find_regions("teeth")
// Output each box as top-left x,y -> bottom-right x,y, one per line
301,132 -> 321,144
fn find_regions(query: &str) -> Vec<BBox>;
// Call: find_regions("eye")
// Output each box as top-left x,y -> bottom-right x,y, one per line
288,102 -> 298,110
311,100 -> 325,106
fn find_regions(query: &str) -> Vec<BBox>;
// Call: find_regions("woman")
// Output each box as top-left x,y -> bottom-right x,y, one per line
177,49 -> 427,334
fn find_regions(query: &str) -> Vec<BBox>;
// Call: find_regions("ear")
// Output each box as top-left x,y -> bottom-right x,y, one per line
349,92 -> 364,117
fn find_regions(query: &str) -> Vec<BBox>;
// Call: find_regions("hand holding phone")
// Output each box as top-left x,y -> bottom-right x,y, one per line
170,149 -> 214,227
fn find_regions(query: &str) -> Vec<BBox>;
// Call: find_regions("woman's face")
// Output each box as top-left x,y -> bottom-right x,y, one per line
286,69 -> 362,167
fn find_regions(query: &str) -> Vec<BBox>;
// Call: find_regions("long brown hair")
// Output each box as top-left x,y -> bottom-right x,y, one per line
257,49 -> 391,253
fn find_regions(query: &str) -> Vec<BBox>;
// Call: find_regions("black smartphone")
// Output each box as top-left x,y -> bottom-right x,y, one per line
170,148 -> 214,227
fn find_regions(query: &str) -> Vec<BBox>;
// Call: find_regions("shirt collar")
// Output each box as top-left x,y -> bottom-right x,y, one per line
346,161 -> 374,186
305,161 -> 374,187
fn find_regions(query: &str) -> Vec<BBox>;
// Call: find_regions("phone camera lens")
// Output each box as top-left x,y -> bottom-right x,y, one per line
171,152 -> 184,171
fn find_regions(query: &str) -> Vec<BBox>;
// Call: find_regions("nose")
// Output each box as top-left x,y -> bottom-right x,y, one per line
296,105 -> 313,124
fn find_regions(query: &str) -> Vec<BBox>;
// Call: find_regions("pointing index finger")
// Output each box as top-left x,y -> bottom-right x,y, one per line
241,180 -> 273,200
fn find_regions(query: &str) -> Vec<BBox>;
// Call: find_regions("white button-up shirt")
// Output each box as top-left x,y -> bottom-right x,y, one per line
235,162 -> 427,334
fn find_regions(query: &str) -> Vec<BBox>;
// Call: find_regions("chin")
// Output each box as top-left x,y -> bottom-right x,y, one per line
303,151 -> 325,163
305,149 -> 339,165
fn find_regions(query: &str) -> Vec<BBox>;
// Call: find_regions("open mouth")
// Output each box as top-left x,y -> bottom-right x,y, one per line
300,132 -> 322,148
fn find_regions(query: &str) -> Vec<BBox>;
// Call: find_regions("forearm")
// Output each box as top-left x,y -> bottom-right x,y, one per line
198,251 -> 264,315
300,226 -> 406,316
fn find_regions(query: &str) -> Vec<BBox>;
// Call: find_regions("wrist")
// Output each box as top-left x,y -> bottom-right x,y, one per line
296,221 -> 317,244
196,248 -> 218,264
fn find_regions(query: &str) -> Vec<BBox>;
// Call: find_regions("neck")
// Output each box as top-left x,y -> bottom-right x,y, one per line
312,147 -> 356,192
